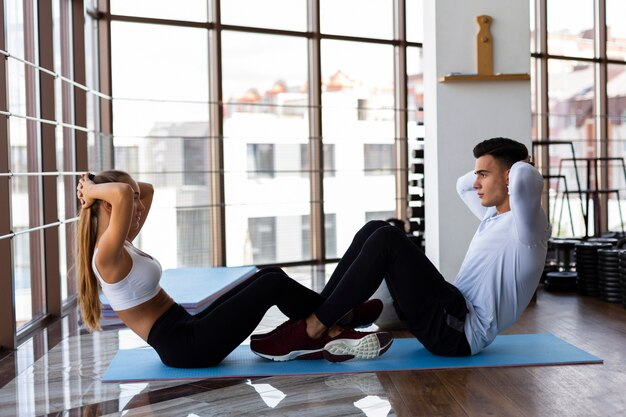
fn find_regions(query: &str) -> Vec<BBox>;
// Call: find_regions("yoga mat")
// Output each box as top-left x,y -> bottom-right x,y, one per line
100,266 -> 258,317
102,334 -> 602,382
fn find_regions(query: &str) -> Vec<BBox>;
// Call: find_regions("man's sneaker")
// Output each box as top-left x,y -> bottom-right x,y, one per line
250,319 -> 326,361
323,329 -> 393,363
338,299 -> 384,328
250,319 -> 294,341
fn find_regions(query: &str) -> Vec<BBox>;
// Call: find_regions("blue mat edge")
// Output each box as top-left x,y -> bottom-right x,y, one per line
102,333 -> 603,383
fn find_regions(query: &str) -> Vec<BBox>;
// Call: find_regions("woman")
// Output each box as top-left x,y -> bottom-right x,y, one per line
75,170 -> 392,368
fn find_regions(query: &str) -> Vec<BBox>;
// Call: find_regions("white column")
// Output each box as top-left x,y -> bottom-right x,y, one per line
423,0 -> 532,281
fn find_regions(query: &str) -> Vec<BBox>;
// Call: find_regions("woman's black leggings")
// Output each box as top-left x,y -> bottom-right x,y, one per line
147,268 -> 324,368
148,221 -> 470,368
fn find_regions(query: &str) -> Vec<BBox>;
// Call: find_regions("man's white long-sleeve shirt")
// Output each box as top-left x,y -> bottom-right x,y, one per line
454,161 -> 551,354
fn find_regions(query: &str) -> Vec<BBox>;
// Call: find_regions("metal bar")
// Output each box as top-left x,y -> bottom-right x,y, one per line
393,0 -> 408,225
0,49 -> 112,99
560,157 -> 625,162
307,0 -> 325,261
0,171 -> 85,177
531,51 -> 626,66
595,0 -> 609,234
61,0 -> 77,298
0,0 -> 17,351
108,13 -> 213,29
536,0 -> 550,216
73,0 -> 89,176
208,0 -> 226,266
24,0 -> 47,331
0,218 -> 79,242
0,110 -> 107,134
105,13 -> 422,48
38,0 -> 61,317
112,97 -> 412,113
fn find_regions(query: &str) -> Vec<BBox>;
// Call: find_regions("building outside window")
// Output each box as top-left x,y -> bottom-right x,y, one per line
248,217 -> 277,264
183,138 -> 208,186
364,144 -> 394,176
247,144 -> 275,179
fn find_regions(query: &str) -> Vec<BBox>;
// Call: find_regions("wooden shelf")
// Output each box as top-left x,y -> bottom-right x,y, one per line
439,73 -> 530,83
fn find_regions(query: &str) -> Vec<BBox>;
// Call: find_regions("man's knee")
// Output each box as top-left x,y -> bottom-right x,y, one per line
370,223 -> 404,242
359,220 -> 390,237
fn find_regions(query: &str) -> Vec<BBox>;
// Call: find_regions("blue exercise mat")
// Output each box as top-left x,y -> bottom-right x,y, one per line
100,266 -> 258,317
102,333 -> 602,382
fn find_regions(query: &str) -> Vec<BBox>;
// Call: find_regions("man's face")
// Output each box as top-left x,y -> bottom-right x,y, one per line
473,155 -> 510,211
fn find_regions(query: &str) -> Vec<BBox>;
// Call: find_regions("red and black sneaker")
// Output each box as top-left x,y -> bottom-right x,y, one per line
323,329 -> 393,363
339,299 -> 384,328
250,319 -> 326,361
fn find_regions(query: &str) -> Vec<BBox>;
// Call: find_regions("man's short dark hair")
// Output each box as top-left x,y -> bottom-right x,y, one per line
473,137 -> 529,169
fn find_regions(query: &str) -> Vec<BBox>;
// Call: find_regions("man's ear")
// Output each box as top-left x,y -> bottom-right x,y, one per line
505,169 -> 511,185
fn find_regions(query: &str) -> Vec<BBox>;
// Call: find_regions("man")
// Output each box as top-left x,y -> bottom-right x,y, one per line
454,137 -> 550,354
251,137 -> 550,360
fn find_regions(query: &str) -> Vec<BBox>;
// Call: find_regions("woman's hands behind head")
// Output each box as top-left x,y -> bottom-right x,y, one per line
77,173 -> 97,209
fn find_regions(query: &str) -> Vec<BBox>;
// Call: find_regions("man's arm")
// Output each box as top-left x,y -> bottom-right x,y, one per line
508,161 -> 548,246
456,170 -> 488,220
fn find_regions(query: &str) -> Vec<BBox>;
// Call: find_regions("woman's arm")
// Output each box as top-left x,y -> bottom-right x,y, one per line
78,174 -> 134,274
127,182 -> 154,242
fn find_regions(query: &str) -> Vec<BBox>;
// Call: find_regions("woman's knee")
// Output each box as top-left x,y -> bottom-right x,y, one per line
257,266 -> 287,277
253,270 -> 291,291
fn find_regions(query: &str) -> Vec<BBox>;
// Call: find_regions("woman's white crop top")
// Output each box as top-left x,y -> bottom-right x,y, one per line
92,242 -> 162,311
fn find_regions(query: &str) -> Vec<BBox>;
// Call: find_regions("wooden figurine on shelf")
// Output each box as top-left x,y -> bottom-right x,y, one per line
439,14 -> 530,82
476,15 -> 494,76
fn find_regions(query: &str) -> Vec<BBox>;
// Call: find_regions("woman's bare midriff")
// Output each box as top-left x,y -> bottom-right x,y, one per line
116,289 -> 175,341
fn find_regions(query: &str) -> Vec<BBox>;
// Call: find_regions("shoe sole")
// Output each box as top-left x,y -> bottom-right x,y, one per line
251,348 -> 323,362
323,334 -> 393,363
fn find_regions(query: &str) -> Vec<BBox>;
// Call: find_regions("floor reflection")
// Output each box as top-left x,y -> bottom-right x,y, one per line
0,264 -> 397,416
98,373 -> 393,416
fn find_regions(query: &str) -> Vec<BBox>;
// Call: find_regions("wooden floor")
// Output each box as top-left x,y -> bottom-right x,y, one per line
1,266 -> 625,416
382,290 -> 626,417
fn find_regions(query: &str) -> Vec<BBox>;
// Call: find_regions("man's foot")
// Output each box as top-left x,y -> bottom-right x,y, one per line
250,319 -> 294,341
250,319 -> 326,361
323,329 -> 393,363
338,299 -> 384,328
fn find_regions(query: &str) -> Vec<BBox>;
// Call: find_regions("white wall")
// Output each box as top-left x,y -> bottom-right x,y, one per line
423,0 -> 532,280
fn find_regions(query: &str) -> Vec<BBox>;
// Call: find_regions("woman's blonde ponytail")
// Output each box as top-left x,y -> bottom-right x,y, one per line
76,170 -> 131,331
76,205 -> 101,332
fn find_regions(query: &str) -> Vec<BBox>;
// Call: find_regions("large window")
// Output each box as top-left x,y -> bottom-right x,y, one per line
105,1 -> 422,266
1,0 -> 104,342
0,0 -> 423,346
531,0 -> 626,237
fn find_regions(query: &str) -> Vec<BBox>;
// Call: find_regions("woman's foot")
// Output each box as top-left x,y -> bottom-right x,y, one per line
250,319 -> 326,361
250,319 -> 294,341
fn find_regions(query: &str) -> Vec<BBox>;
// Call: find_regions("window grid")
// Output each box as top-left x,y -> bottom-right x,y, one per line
3,0 -> 622,349
531,0 -> 626,236
103,0 -> 417,265
0,0 -> 108,348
